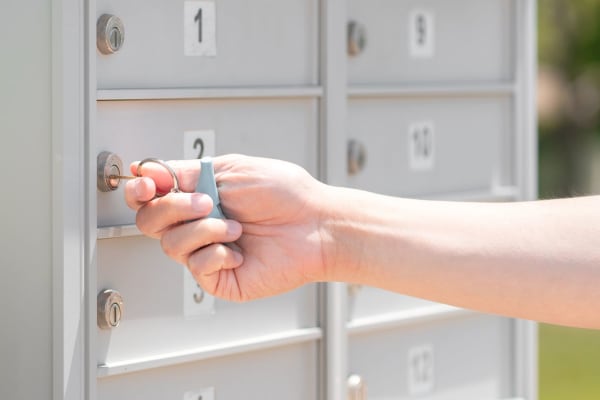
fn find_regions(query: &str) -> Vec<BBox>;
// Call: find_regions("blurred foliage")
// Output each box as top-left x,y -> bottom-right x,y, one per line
538,0 -> 600,198
538,2 -> 600,400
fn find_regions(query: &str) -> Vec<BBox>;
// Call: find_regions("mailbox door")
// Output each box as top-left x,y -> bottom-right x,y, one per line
348,0 -> 515,84
95,99 -> 320,398
96,0 -> 318,89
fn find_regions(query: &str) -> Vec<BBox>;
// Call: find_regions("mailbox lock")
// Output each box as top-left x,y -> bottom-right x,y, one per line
348,374 -> 367,400
348,139 -> 367,175
97,151 -> 124,192
348,21 -> 367,56
97,289 -> 124,329
97,14 -> 125,54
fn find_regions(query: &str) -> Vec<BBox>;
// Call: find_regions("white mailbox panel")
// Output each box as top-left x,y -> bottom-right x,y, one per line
348,0 -> 515,84
97,237 -> 317,367
347,97 -> 512,197
96,0 -> 318,89
95,98 -> 318,369
349,315 -> 513,399
349,286 -> 438,321
96,98 -> 318,227
98,342 -> 318,399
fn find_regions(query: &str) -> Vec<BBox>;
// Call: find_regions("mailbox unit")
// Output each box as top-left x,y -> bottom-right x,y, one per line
1,0 -> 537,399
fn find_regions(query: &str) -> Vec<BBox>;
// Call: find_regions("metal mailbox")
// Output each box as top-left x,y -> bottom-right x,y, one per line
96,99 -> 318,226
3,0 -> 536,399
349,315 -> 514,399
96,0 -> 319,89
347,96 -> 512,198
98,343 -> 318,399
348,0 -> 515,85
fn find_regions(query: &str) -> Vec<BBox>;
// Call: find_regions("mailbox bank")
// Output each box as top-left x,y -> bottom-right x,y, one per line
1,1 -> 537,399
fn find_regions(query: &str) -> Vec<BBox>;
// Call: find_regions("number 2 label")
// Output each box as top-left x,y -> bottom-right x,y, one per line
184,130 -> 216,160
184,1 -> 216,56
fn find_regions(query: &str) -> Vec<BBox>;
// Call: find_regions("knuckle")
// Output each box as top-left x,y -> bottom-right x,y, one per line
135,209 -> 151,234
160,231 -> 182,259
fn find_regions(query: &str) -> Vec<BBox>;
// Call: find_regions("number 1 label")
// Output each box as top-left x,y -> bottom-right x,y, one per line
184,1 -> 216,56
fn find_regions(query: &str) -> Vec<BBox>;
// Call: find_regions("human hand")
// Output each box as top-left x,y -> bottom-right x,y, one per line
125,154 -> 331,302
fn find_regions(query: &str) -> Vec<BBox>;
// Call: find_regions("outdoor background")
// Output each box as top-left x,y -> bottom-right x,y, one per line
538,1 -> 600,398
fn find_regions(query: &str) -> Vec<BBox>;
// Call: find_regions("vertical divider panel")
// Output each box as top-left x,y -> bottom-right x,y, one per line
320,0 -> 349,399
86,0 -> 99,398
514,1 -> 538,399
51,0 -> 88,399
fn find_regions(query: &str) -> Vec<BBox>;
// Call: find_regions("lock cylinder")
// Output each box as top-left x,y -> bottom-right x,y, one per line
97,14 -> 125,54
97,151 -> 124,192
97,289 -> 124,329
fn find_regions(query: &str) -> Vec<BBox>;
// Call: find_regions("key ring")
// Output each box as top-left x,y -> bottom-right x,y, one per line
136,158 -> 181,196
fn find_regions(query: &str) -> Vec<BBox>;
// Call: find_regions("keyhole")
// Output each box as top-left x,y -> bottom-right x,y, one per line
110,27 -> 122,51
109,303 -> 121,327
108,164 -> 121,190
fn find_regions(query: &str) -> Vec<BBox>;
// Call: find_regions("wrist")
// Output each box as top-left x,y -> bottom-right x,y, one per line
316,184 -> 361,283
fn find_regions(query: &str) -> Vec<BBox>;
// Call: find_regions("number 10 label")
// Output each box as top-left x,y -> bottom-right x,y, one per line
184,1 -> 216,56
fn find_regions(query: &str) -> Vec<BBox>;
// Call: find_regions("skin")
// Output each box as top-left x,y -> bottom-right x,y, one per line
126,154 -> 600,329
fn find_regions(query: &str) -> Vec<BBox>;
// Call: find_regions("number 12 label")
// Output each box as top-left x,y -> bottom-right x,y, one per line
184,1 -> 216,56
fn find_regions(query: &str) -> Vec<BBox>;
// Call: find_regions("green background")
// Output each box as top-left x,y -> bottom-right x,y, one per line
538,1 -> 600,398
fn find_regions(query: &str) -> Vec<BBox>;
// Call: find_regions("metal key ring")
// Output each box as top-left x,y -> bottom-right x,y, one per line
136,158 -> 181,195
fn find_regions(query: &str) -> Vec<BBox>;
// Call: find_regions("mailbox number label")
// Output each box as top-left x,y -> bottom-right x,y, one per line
408,344 -> 435,395
184,130 -> 216,160
409,121 -> 435,171
183,130 -> 216,318
409,10 -> 434,58
184,1 -> 216,56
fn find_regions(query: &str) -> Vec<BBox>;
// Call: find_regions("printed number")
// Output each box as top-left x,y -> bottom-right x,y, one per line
194,8 -> 202,42
409,122 -> 435,170
416,14 -> 426,46
408,345 -> 435,395
412,125 -> 432,158
184,130 -> 215,160
409,10 -> 434,58
184,1 -> 216,57
194,138 -> 205,159
411,349 -> 432,385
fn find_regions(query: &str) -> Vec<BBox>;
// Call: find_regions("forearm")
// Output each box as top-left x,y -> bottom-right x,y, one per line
322,188 -> 600,329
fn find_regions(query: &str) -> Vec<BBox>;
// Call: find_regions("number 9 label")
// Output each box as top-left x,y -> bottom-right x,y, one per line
409,9 -> 434,58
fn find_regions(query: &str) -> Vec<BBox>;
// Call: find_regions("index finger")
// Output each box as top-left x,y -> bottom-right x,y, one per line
130,159 -> 202,194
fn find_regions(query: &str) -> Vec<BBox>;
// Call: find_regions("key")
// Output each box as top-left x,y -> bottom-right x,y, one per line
108,175 -> 137,181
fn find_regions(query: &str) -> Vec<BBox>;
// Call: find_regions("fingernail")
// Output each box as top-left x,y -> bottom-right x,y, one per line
226,220 -> 242,238
232,250 -> 243,265
191,194 -> 212,213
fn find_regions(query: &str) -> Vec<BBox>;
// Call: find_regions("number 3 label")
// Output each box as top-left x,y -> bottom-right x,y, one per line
184,1 -> 216,56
